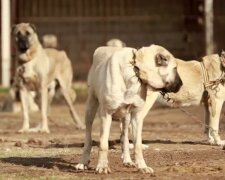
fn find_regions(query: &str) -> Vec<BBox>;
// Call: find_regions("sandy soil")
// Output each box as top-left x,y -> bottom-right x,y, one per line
0,103 -> 225,179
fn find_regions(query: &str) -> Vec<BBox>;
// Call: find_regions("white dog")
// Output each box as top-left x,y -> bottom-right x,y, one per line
141,53 -> 225,146
75,45 -> 182,174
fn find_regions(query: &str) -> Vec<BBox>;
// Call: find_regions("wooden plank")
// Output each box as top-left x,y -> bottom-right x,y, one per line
18,15 -> 191,22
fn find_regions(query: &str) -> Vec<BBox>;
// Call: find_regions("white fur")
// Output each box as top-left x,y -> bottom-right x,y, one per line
75,45 -> 181,174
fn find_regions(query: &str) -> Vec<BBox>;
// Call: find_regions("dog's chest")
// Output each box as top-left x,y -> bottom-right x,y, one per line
112,104 -> 134,119
108,92 -> 145,119
16,64 -> 41,91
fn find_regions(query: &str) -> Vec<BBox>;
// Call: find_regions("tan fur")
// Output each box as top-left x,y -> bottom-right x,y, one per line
12,23 -> 85,133
142,54 -> 225,146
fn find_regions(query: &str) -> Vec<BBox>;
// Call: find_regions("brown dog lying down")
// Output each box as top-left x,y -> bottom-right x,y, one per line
11,22 -> 85,133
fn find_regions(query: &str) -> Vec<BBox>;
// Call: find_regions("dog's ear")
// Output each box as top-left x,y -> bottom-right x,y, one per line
220,50 -> 225,67
155,53 -> 168,66
11,24 -> 17,35
29,23 -> 37,32
221,49 -> 225,57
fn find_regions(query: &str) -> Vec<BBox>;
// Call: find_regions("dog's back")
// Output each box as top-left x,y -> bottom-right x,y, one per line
92,46 -> 121,66
88,46 -> 136,90
44,48 -> 73,83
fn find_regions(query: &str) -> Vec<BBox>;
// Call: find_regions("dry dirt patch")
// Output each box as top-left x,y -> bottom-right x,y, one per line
0,103 -> 225,179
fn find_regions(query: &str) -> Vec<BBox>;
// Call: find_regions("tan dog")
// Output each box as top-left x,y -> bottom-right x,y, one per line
12,23 -> 85,133
75,45 -> 182,173
141,53 -> 225,146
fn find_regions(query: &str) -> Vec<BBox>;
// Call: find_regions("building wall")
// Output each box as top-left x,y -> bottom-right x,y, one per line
8,0 -> 224,80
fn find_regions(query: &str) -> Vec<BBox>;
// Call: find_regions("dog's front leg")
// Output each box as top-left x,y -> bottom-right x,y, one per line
141,91 -> 159,119
18,87 -> 30,133
207,98 -> 225,146
96,110 -> 112,174
37,86 -> 50,133
131,111 -> 154,173
121,114 -> 135,167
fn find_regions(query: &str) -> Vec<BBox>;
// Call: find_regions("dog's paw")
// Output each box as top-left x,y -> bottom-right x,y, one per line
28,127 -> 50,133
76,124 -> 86,130
138,166 -> 154,174
39,128 -> 50,134
96,166 -> 111,174
17,128 -> 29,133
215,140 -> 225,146
208,138 -> 225,146
122,154 -> 135,168
135,158 -> 154,173
142,144 -> 149,150
75,163 -> 88,170
123,161 -> 136,168
96,161 -> 111,174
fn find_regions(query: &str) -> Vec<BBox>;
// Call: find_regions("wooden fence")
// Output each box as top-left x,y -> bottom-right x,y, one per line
6,0 -> 225,80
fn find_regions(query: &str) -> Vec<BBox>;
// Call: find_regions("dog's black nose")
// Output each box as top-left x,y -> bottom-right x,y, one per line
17,38 -> 30,52
165,73 -> 183,93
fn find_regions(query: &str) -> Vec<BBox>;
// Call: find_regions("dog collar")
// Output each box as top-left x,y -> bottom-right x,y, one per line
200,61 -> 225,117
130,50 -> 142,83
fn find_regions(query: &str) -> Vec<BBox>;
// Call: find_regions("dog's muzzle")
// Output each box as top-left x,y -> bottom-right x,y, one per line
163,73 -> 183,93
17,36 -> 30,53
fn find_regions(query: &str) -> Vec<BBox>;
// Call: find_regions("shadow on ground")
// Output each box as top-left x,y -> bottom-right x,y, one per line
46,139 -> 209,149
0,157 -> 79,173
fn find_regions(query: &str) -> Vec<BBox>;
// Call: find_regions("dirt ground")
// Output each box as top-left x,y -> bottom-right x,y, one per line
0,102 -> 225,180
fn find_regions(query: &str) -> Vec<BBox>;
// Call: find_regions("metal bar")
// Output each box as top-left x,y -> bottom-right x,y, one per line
1,0 -> 11,87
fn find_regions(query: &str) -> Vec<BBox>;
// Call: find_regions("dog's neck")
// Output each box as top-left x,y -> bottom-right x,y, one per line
18,41 -> 42,64
130,50 -> 143,83
202,54 -> 224,81
122,52 -> 147,102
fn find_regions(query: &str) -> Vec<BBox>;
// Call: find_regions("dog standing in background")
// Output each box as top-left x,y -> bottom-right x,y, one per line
11,23 -> 85,133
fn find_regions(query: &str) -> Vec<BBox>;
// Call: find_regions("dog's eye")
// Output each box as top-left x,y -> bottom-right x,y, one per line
16,31 -> 21,36
26,31 -> 31,36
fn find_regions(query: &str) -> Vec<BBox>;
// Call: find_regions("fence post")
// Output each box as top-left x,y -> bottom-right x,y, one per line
204,0 -> 214,55
1,0 -> 11,87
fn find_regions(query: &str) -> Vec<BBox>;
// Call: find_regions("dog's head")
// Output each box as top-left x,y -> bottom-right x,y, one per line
11,23 -> 37,53
134,44 -> 182,93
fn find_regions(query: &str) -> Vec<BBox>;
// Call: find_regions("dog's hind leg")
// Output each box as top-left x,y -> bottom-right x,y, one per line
58,78 -> 85,130
76,91 -> 98,171
121,114 -> 135,167
207,99 -> 225,146
47,80 -> 57,115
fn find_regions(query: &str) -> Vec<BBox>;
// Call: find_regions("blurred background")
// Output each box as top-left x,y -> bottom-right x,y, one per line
1,0 -> 225,84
